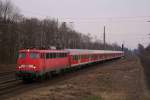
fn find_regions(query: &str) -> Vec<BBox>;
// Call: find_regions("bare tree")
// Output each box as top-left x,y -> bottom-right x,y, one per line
0,0 -> 20,22
0,0 -> 125,64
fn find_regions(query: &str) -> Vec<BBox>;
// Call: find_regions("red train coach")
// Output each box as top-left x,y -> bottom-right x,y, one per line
66,49 -> 124,67
16,49 -> 124,81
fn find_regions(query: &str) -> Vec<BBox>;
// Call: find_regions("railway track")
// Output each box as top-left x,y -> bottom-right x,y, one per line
0,79 -> 19,93
0,72 -> 18,95
0,81 -> 22,99
0,72 -> 16,83
0,59 -> 121,100
0,72 -> 22,99
0,70 -> 19,96
0,71 -> 15,76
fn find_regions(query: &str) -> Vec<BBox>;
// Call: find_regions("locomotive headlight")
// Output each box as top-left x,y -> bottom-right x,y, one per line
18,65 -> 36,69
28,65 -> 36,69
29,65 -> 37,71
28,65 -> 34,68
18,64 -> 25,68
33,66 -> 36,69
18,66 -> 21,69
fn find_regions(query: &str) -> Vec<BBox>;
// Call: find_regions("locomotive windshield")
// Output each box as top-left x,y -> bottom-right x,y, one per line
30,53 -> 40,59
18,52 -> 26,59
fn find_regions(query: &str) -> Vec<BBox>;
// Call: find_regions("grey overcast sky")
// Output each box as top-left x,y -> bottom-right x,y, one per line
13,0 -> 150,49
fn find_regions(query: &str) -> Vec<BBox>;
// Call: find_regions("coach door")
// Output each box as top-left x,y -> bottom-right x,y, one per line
78,55 -> 81,64
41,53 -> 46,72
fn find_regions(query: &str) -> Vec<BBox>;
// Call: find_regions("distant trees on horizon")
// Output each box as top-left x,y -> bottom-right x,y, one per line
0,0 -> 123,64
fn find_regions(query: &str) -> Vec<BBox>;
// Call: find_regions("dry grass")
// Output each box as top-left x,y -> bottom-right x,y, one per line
9,58 -> 150,100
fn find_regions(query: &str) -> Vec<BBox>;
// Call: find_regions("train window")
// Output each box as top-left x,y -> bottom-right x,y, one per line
59,53 -> 67,58
59,53 -> 61,57
19,52 -> 26,59
63,53 -> 65,57
30,53 -> 40,59
62,53 -> 64,57
74,55 -> 76,60
54,53 -> 57,58
45,53 -> 54,59
59,53 -> 62,58
73,55 -> 78,60
64,53 -> 67,57
61,53 -> 64,58
52,53 -> 56,58
84,55 -> 86,59
62,53 -> 65,57
78,55 -> 80,59
78,55 -> 80,60
41,53 -> 45,58
82,55 -> 84,59
86,55 -> 89,59
57,53 -> 60,58
56,53 -> 59,58
73,55 -> 76,60
79,55 -> 81,59
81,55 -> 84,59
60,53 -> 64,58
46,53 -> 49,59
49,53 -> 52,58
72,55 -> 76,60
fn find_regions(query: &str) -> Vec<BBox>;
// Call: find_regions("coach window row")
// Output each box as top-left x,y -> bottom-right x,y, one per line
73,55 -> 99,60
73,55 -> 96,60
81,55 -> 89,59
41,53 -> 67,59
73,55 -> 79,60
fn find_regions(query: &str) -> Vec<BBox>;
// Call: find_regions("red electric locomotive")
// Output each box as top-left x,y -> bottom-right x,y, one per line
16,49 -> 124,81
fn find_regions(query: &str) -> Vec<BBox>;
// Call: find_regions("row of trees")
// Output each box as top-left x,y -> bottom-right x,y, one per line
137,44 -> 150,89
0,0 -> 123,64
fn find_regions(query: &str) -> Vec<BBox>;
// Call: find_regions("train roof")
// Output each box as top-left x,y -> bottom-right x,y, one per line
19,49 -> 68,53
65,49 -> 123,55
19,49 -> 123,55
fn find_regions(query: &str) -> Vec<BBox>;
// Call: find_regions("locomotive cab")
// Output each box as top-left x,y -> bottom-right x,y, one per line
16,50 -> 42,80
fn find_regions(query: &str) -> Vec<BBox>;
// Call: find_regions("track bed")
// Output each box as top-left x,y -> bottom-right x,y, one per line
0,57 -> 149,100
